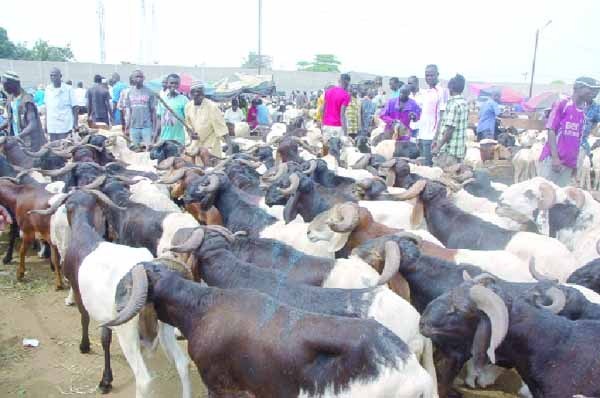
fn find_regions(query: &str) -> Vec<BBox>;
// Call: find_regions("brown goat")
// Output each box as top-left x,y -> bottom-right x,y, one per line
0,179 -> 63,288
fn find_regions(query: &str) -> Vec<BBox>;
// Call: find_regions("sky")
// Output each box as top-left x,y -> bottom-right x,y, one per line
2,0 -> 600,83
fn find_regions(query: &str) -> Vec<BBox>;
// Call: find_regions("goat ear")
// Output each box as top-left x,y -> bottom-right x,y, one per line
283,193 -> 300,224
328,232 -> 351,254
471,317 -> 492,375
410,199 -> 424,228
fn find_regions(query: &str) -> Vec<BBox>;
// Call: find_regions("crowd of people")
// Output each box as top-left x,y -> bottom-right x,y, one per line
1,65 -> 599,187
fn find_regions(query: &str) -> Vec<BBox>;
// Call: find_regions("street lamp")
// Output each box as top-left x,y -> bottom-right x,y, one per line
528,19 -> 552,98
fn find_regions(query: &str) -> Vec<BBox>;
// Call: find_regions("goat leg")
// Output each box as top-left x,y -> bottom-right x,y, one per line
434,349 -> 465,398
73,289 -> 91,353
17,233 -> 33,281
50,245 -> 64,290
98,327 -> 113,394
3,218 -> 18,264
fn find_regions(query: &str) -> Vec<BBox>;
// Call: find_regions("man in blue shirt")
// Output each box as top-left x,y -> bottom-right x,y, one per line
256,98 -> 271,126
477,89 -> 501,140
582,86 -> 600,155
109,72 -> 127,127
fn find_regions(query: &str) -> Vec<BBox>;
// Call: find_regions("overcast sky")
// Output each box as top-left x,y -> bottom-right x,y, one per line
2,0 -> 599,83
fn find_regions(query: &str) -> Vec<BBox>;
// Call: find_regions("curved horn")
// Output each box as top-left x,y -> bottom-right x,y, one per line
392,179 -> 427,201
327,203 -> 360,233
564,187 -> 586,209
302,159 -> 318,175
168,227 -> 205,253
49,148 -> 73,158
102,264 -> 149,327
394,231 -> 423,246
351,155 -> 371,170
536,286 -> 566,314
200,174 -> 221,193
157,168 -> 187,185
22,147 -> 50,158
113,175 -> 140,186
380,158 -> 397,168
538,182 -> 556,210
277,173 -> 300,196
155,157 -> 176,170
469,285 -> 509,364
39,162 -> 78,177
377,241 -> 402,285
84,143 -> 105,152
0,176 -> 20,184
236,159 -> 262,169
528,257 -> 558,283
85,189 -> 127,211
80,175 -> 107,190
204,225 -> 247,244
28,192 -> 72,216
356,178 -> 373,189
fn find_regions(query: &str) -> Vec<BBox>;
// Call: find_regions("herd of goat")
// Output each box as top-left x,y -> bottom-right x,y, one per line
0,115 -> 599,398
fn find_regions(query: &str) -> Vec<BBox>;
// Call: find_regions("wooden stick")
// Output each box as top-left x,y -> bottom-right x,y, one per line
147,88 -> 194,132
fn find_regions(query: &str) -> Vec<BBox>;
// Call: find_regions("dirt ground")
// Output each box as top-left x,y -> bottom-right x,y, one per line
0,238 -> 520,398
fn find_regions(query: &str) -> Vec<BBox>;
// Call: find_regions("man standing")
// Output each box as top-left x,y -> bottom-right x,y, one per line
321,73 -> 351,140
110,73 -> 127,126
157,74 -> 189,145
360,89 -> 377,136
380,84 -> 421,140
477,89 -> 502,140
581,84 -> 600,156
388,77 -> 402,100
184,82 -> 230,156
417,65 -> 448,166
224,98 -> 245,126
87,75 -> 112,126
407,76 -> 422,137
432,74 -> 468,168
124,70 -> 157,147
74,81 -> 87,114
256,98 -> 271,126
539,77 -> 599,187
0,72 -> 46,151
45,68 -> 78,141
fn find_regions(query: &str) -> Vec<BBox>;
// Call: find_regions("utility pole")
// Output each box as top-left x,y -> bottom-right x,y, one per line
258,0 -> 262,75
96,0 -> 106,63
528,20 -> 552,98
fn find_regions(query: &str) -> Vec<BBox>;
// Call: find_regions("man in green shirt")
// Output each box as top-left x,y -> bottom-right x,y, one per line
432,74 -> 468,168
156,74 -> 189,145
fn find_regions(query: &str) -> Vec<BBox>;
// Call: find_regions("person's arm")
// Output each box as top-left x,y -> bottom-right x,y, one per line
547,128 -> 561,171
70,88 -> 78,130
18,103 -> 39,139
432,101 -> 454,153
212,105 -> 231,153
379,100 -> 394,125
150,96 -> 158,139
341,105 -> 348,133
105,92 -> 112,125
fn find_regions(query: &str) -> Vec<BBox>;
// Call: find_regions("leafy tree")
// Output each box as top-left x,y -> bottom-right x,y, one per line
297,54 -> 341,72
0,27 -> 74,61
241,51 -> 272,70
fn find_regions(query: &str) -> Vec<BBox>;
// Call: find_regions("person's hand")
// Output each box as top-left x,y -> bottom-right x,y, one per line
551,156 -> 562,172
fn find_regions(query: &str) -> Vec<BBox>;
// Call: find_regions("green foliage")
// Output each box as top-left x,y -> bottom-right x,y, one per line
0,27 -> 74,61
550,80 -> 565,85
297,54 -> 341,72
241,51 -> 272,70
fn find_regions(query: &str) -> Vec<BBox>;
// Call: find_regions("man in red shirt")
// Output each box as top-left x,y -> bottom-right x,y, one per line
321,74 -> 351,141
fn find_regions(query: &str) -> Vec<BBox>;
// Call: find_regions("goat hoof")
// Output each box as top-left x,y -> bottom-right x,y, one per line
55,284 -> 64,291
80,343 -> 90,354
2,256 -> 11,265
16,273 -> 24,281
98,380 -> 112,394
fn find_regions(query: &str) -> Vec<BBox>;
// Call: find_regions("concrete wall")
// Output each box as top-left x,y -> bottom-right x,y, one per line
0,59 -> 568,96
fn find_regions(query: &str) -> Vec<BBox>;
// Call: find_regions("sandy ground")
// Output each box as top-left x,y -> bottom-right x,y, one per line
0,238 -> 520,398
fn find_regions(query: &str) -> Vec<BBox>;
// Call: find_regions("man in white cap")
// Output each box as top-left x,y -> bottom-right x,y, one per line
45,67 -> 78,141
184,81 -> 230,156
0,71 -> 46,151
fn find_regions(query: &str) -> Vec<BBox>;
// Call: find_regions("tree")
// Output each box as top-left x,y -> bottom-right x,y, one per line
0,26 -> 74,61
241,51 -> 272,70
296,54 -> 341,72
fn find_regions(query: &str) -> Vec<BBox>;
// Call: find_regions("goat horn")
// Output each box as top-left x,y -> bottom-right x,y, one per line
155,157 -> 176,170
377,241 -> 402,285
535,286 -> 566,314
102,264 -> 149,327
538,182 -> 556,210
565,187 -> 585,209
168,227 -> 205,253
157,168 -> 187,185
51,148 -> 74,158
277,173 -> 300,196
22,147 -> 50,158
113,175 -> 139,185
80,175 -> 106,190
380,158 -> 397,168
351,155 -> 371,170
38,162 -> 78,177
236,159 -> 262,169
356,178 -> 373,189
204,225 -> 247,243
468,285 -> 509,364
302,159 -> 318,175
0,176 -> 20,184
392,179 -> 427,201
28,192 -> 73,216
197,174 -> 220,193
327,202 -> 360,233
394,231 -> 423,246
84,189 -> 127,211
84,143 -> 105,152
528,257 -> 558,283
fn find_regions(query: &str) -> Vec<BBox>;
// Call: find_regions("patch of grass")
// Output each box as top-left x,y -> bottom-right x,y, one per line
0,272 -> 51,300
16,385 -> 26,397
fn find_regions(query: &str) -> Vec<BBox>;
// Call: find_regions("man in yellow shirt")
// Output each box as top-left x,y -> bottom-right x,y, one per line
184,81 -> 230,156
